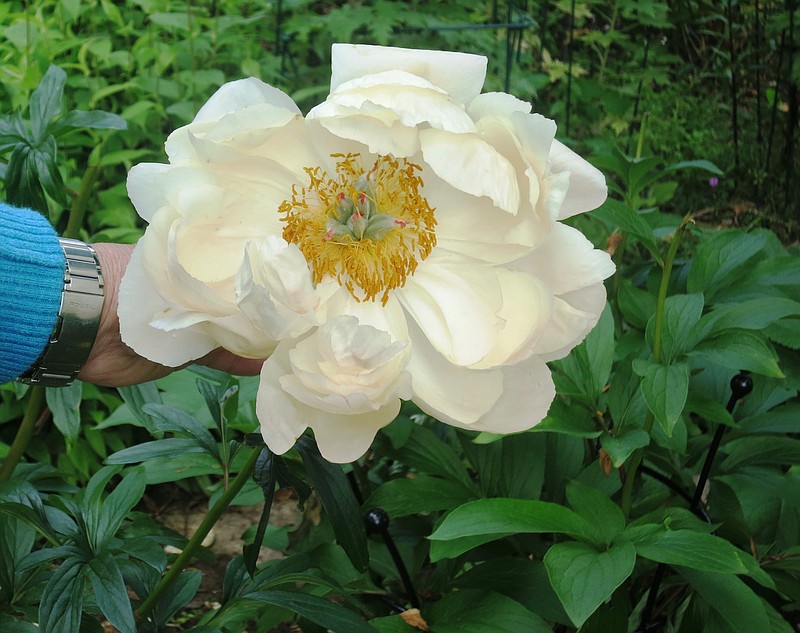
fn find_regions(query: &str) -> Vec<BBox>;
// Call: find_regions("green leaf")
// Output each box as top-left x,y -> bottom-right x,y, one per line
645,293 -> 704,362
544,540 -> 636,628
721,436 -> 800,471
677,567 -> 769,633
379,425 -> 475,491
429,498 -> 594,560
32,137 -> 68,205
0,615 -> 39,632
97,467 -> 146,545
622,525 -> 748,573
585,302 -> 615,394
617,278 -> 657,329
535,399 -> 602,438
591,198 -> 662,263
662,158 -> 724,176
363,475 -> 475,518
566,481 -> 626,544
635,360 -> 689,435
106,438 -> 212,464
142,403 -> 220,459
88,551 -> 136,633
116,382 -> 162,433
428,588 -> 552,633
152,571 -> 202,627
54,109 -> 127,132
600,429 -> 650,467
295,437 -> 369,572
246,590 -> 377,633
0,501 -> 59,545
39,557 -> 86,633
243,447 -> 277,576
454,557 -> 568,624
692,298 -> 800,342
46,382 -> 83,442
369,616 -> 418,633
690,330 -> 783,378
30,65 -> 66,141
687,231 -> 768,301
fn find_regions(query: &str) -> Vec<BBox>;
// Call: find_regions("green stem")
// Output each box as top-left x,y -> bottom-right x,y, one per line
64,164 -> 99,239
135,446 -> 261,620
620,215 -> 691,518
0,386 -> 46,483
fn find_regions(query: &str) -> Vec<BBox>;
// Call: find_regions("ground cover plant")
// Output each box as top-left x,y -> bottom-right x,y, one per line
1,1 -> 799,632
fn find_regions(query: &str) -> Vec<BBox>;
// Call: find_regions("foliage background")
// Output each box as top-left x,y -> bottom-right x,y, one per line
1,1 -> 799,632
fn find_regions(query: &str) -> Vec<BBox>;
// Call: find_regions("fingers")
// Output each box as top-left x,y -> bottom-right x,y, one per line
198,348 -> 266,376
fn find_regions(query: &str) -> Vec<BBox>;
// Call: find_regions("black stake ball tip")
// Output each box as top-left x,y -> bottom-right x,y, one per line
364,508 -> 390,533
730,372 -> 754,399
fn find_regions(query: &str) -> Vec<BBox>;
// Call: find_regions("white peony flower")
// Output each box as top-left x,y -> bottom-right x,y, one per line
119,43 -> 615,463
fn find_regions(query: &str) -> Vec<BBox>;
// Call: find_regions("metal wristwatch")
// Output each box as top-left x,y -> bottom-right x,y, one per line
18,238 -> 105,388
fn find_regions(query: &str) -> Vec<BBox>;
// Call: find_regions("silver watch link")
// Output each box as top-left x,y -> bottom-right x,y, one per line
18,238 -> 105,388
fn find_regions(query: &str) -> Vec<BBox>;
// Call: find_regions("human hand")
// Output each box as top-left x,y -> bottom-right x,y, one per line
77,243 -> 264,387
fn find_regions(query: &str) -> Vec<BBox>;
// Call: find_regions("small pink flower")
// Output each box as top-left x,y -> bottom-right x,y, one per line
709,177 -> 719,188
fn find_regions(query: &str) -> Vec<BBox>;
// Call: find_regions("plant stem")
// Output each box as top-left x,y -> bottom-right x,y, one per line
64,164 -> 99,239
135,446 -> 261,620
620,215 -> 691,518
0,386 -> 46,483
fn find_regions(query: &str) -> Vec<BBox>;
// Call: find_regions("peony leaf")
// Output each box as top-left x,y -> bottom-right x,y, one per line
635,360 -> 689,436
429,498 -> 596,559
544,540 -> 636,628
427,588 -> 551,633
687,231 -> 768,302
690,330 -> 783,378
621,525 -> 749,573
677,567 -> 769,633
295,437 -> 369,572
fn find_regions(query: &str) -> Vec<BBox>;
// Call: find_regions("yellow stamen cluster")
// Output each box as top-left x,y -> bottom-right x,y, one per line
280,153 -> 437,304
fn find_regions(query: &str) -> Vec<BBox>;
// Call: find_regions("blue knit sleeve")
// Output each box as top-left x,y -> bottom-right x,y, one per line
0,203 -> 65,384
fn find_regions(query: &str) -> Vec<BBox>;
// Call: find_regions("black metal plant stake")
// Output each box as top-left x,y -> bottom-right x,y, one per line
637,372 -> 754,632
364,508 -> 421,610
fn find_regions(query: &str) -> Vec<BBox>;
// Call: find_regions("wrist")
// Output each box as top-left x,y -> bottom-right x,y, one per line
18,238 -> 105,387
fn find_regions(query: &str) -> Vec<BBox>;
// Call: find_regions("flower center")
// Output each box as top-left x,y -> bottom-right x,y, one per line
280,153 -> 436,305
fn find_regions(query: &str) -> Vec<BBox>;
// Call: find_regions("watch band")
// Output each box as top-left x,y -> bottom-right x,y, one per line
18,238 -> 105,388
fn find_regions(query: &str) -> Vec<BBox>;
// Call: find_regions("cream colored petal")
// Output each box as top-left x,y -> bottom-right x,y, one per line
531,284 -> 608,361
205,314 -> 277,359
520,223 -> 616,295
315,78 -> 476,134
311,103 -> 421,157
468,91 -> 532,121
469,268 -> 553,369
258,338 -> 403,463
510,111 -> 557,176
324,291 -> 409,342
398,255 -> 501,366
470,355 -> 556,433
236,237 -> 320,341
420,128 -> 520,213
549,139 -> 608,218
127,164 -> 206,223
407,320 -> 503,425
173,185 -> 275,283
427,178 -> 535,263
310,399 -> 401,463
257,344 -> 311,455
192,77 -> 301,124
330,43 -> 487,107
118,244 -> 217,367
204,103 -> 301,145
